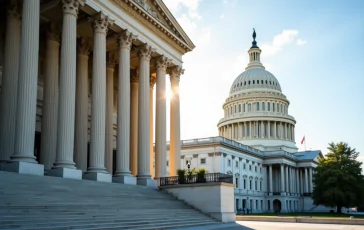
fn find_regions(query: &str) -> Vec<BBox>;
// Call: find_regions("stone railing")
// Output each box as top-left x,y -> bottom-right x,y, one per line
159,173 -> 233,186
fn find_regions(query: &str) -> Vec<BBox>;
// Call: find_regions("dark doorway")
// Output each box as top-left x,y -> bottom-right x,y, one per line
273,199 -> 282,213
34,131 -> 41,162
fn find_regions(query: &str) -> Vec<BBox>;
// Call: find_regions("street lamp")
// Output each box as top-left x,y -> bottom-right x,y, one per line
187,162 -> 191,172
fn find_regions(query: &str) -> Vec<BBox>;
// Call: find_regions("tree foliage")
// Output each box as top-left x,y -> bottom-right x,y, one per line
312,142 -> 364,213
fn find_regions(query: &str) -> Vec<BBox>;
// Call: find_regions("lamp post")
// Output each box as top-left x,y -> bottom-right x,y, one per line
187,162 -> 191,172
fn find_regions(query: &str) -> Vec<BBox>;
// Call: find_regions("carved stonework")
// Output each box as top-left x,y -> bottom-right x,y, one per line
62,0 -> 85,16
155,55 -> 171,71
168,66 -> 184,81
131,69 -> 139,83
118,29 -> 136,50
77,37 -> 90,56
215,152 -> 221,156
150,75 -> 156,88
92,12 -> 114,34
46,23 -> 61,42
208,153 -> 214,157
232,156 -> 235,159
138,43 -> 154,60
8,0 -> 21,19
133,0 -> 160,21
223,153 -> 227,157
106,52 -> 117,69
193,154 -> 198,158
180,155 -> 185,159
239,157 -> 243,161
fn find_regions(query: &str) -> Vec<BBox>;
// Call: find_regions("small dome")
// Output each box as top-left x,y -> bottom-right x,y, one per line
230,67 -> 282,95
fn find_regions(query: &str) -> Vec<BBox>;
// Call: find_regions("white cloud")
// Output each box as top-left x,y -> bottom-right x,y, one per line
260,30 -> 306,57
220,13 -> 225,19
296,38 -> 307,46
163,0 -> 201,19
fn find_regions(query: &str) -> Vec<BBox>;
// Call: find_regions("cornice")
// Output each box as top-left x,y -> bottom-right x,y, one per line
217,115 -> 297,127
112,0 -> 193,54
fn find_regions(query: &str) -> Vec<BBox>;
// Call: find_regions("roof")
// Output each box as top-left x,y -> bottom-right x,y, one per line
292,150 -> 322,161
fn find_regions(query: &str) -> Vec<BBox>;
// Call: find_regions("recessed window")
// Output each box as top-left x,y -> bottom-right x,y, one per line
256,102 -> 260,111
235,178 -> 238,188
262,102 -> 265,111
249,81 -> 251,84
261,80 -> 263,84
167,161 -> 169,166
268,102 -> 270,111
249,165 -> 252,171
255,166 -> 257,172
265,80 -> 267,84
269,81 -> 271,85
243,164 -> 246,169
200,158 -> 206,164
236,161 -> 239,167
244,179 -> 246,189
228,159 -> 231,166
253,80 -> 255,84
238,104 -> 241,112
244,81 -> 246,85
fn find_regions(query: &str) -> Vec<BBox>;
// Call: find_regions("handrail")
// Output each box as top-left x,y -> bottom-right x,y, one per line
159,173 -> 233,186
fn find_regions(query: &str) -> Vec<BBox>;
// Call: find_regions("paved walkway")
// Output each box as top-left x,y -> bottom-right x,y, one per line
177,221 -> 364,230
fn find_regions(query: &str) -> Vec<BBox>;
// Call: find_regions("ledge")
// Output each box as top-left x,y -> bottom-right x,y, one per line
236,216 -> 364,225
160,182 -> 235,189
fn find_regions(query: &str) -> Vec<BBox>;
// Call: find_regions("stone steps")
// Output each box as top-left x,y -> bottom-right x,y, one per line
0,171 -> 219,229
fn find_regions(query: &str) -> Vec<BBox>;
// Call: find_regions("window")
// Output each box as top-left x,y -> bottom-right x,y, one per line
235,178 -> 238,188
260,167 -> 262,173
255,181 -> 257,190
260,181 -> 262,191
268,102 -> 270,111
235,161 -> 239,167
243,104 -> 246,112
248,104 -> 251,112
234,105 -> 237,113
249,165 -> 252,171
200,158 -> 206,164
256,102 -> 260,111
273,103 -> 275,112
244,179 -> 246,189
255,166 -> 257,172
261,80 -> 263,84
238,104 -> 241,112
228,159 -> 231,166
249,81 -> 251,85
253,80 -> 255,84
277,104 -> 280,112
262,102 -> 265,111
243,164 -> 246,169
167,161 -> 169,166
250,180 -> 252,190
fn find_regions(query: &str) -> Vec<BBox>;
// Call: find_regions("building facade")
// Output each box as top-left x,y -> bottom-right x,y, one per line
0,0 -> 194,187
173,31 -> 327,213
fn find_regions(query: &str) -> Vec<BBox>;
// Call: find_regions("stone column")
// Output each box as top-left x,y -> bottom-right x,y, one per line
84,12 -> 113,182
3,0 -> 44,175
261,121 -> 264,138
285,165 -> 289,194
74,37 -> 90,172
280,164 -> 285,194
304,167 -> 308,193
149,75 -> 156,178
274,122 -> 277,138
105,52 -> 116,174
136,44 -> 155,186
244,122 -> 247,139
49,0 -> 84,179
296,168 -> 300,194
0,2 -> 21,163
267,121 -> 270,138
155,56 -> 170,179
309,167 -> 313,193
250,122 -> 252,138
269,165 -> 273,195
168,66 -> 184,177
113,30 -> 136,184
130,70 -> 139,176
39,25 -> 60,170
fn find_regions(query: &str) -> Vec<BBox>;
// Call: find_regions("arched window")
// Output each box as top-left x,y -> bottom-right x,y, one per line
243,103 -> 246,112
273,103 -> 275,112
238,104 -> 241,112
277,104 -> 280,112
268,102 -> 270,111
248,104 -> 251,112
281,104 -> 283,113
256,102 -> 260,111
230,107 -> 232,115
262,102 -> 265,111
235,105 -> 237,113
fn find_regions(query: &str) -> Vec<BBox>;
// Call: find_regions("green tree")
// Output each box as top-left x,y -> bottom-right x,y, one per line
312,142 -> 364,213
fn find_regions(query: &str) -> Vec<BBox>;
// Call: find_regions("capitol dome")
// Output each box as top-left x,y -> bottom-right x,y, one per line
217,30 -> 298,153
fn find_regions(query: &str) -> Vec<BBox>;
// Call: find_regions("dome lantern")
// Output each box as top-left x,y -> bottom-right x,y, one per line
247,29 -> 263,70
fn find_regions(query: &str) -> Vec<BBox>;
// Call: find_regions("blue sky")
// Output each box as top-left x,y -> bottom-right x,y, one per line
162,0 -> 364,162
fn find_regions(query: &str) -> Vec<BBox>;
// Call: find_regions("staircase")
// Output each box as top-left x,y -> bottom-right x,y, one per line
0,171 -> 219,229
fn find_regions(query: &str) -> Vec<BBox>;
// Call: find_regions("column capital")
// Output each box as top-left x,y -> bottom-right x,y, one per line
150,75 -> 156,88
168,65 -> 184,81
154,55 -> 171,71
131,69 -> 139,83
77,37 -> 91,56
117,29 -> 137,50
91,12 -> 114,34
46,23 -> 61,42
106,52 -> 116,69
138,43 -> 154,61
7,0 -> 21,19
62,0 -> 85,17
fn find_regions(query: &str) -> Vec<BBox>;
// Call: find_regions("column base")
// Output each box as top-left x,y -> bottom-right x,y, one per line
1,161 -> 44,176
137,177 -> 157,188
83,172 -> 112,182
112,174 -> 137,185
48,167 -> 82,180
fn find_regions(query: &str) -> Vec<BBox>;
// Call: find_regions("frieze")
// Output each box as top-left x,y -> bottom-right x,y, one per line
193,154 -> 198,158
208,153 -> 214,157
180,155 -> 185,159
214,152 -> 221,156
239,157 -> 243,161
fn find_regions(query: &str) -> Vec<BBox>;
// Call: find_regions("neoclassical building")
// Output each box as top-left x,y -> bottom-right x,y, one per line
0,0 -> 194,187
174,31 -> 326,213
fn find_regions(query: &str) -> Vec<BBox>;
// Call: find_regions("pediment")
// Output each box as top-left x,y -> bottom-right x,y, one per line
132,0 -> 195,51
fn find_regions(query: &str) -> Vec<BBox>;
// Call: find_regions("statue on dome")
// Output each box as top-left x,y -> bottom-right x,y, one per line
252,28 -> 256,41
